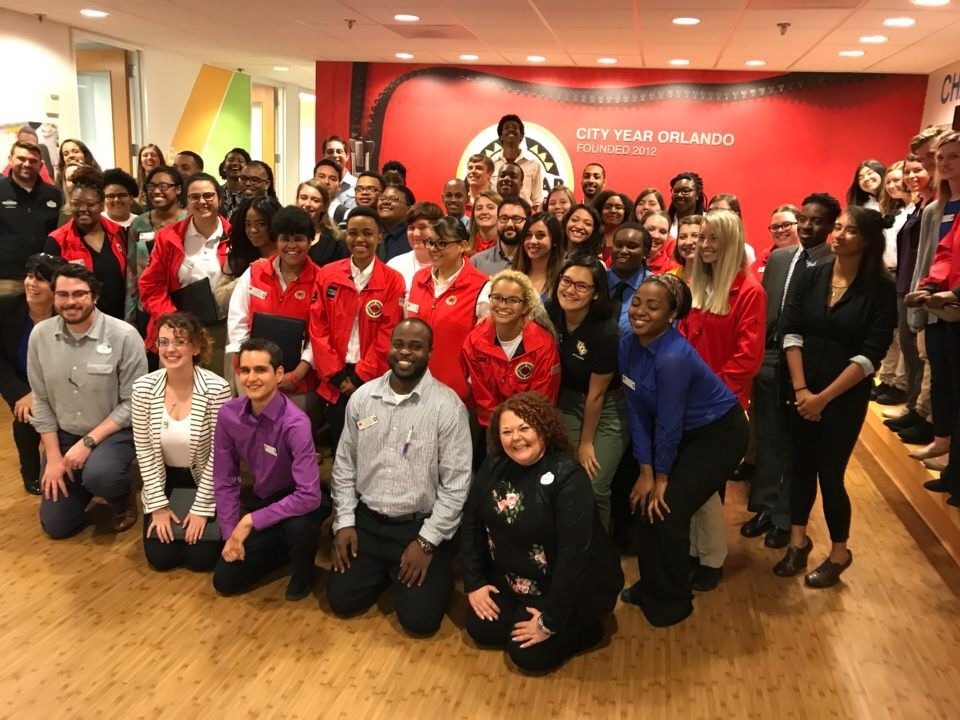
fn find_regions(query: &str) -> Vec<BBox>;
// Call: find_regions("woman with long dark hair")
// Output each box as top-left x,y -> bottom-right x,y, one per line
593,190 -> 634,264
562,203 -> 603,259
667,171 -> 706,237
513,212 -> 565,300
218,147 -> 251,220
135,144 -> 165,205
846,159 -> 886,210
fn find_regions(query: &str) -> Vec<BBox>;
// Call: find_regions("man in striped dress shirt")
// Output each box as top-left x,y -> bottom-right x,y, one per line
327,318 -> 472,636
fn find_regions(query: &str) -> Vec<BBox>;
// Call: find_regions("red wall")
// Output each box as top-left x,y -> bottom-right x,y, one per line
316,62 -> 926,249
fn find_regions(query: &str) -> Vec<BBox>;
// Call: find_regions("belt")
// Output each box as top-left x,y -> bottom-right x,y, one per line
357,501 -> 430,525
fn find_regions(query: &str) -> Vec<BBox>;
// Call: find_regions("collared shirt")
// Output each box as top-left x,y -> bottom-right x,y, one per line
619,326 -> 738,475
0,174 -> 62,282
329,171 -> 357,220
346,259 -> 375,363
470,242 -> 514,276
213,391 -> 322,538
492,149 -> 544,209
387,250 -> 431,293
378,223 -> 411,262
331,369 -> 472,545
27,309 -> 147,435
608,266 -> 651,336
179,217 -> 226,290
781,241 -> 834,314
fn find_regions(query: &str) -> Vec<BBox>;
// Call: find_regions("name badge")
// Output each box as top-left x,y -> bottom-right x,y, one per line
263,443 -> 277,456
46,200 -> 58,208
406,301 -> 420,314
622,375 -> 636,390
357,415 -> 378,430
96,343 -> 112,354
87,363 -> 113,375
248,286 -> 267,300
2,200 -> 16,208
140,231 -> 155,242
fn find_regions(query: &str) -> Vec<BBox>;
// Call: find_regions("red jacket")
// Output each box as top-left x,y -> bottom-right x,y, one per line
308,257 -> 405,403
677,270 -> 766,409
137,216 -> 230,351
921,214 -> 960,295
406,262 -> 489,402
48,217 -> 127,275
459,318 -> 561,426
247,256 -> 320,394
474,232 -> 496,254
645,239 -> 681,274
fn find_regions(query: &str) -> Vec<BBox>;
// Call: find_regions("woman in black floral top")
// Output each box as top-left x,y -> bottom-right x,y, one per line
462,392 -> 623,673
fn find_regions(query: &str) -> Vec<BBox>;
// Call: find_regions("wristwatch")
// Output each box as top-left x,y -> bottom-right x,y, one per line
82,435 -> 97,449
415,535 -> 435,555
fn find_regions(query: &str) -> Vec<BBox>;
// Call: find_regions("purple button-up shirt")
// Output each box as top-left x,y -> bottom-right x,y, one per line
213,391 -> 321,538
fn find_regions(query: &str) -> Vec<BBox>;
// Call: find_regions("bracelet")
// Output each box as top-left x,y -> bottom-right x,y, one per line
415,535 -> 435,555
536,613 -> 554,637
793,386 -> 807,393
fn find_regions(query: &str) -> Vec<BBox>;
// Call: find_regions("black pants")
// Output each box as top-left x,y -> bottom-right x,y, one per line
10,413 -> 40,486
748,354 -> 793,531
939,323 -> 960,493
212,489 -> 329,595
790,381 -> 872,542
633,407 -> 747,627
143,468 -> 221,572
326,504 -> 452,636
466,576 -> 602,673
39,430 -> 135,539
926,321 -> 958,438
896,296 -> 925,413
610,442 -> 640,535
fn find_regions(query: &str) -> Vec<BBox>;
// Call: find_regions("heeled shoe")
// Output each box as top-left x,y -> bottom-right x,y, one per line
909,445 -> 951,461
804,551 -> 853,589
773,537 -> 813,577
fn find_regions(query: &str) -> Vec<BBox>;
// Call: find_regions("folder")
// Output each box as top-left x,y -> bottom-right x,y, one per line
251,312 -> 306,373
168,487 -> 222,542
170,279 -> 219,326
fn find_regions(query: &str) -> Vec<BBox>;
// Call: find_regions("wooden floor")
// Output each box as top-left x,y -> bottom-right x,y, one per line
1,403 -> 959,720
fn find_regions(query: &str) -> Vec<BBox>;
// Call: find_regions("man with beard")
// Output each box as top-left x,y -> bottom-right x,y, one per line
492,115 -> 544,211
442,178 -> 469,229
27,263 -> 147,538
496,162 -> 524,202
327,318 -> 472,636
580,163 -> 606,204
470,196 -> 531,276
740,192 -> 841,550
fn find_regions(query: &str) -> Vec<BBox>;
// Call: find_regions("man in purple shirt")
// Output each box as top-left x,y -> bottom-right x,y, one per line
213,337 -> 327,600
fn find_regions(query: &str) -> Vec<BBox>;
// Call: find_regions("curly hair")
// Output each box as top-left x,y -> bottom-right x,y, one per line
489,269 -> 556,337
486,392 -> 573,456
156,312 -> 213,367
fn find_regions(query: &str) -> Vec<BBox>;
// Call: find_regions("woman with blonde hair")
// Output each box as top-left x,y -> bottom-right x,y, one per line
545,186 -> 576,223
468,189 -> 503,254
296,178 -> 348,268
679,208 -> 766,591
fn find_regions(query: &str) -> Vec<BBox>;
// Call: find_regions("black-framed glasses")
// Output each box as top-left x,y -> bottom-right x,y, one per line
54,290 -> 92,300
356,184 -> 381,194
671,187 -> 696,196
145,182 -> 177,193
558,275 -> 595,294
424,238 -> 460,250
768,221 -> 798,233
497,214 -> 527,225
489,293 -> 525,306
104,192 -> 130,201
187,192 -> 217,203
239,175 -> 267,185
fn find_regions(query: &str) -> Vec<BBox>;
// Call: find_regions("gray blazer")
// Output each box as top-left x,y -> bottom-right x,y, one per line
908,201 -> 945,331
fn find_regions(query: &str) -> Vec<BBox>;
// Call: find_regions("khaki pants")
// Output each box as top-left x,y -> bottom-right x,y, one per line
917,330 -> 932,419
878,333 -> 906,390
689,492 -> 727,568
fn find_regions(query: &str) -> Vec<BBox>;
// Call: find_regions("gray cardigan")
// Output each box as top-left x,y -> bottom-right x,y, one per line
908,200 -> 944,331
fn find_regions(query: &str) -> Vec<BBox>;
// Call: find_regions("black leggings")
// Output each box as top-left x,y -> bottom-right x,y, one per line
790,381 -> 871,542
926,321 -> 958,438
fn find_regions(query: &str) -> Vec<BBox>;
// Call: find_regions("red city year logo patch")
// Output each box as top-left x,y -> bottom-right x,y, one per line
515,361 -> 534,380
365,299 -> 384,318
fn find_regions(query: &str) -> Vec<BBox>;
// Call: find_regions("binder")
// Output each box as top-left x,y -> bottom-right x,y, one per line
168,487 -> 222,542
250,312 -> 306,373
170,279 -> 218,326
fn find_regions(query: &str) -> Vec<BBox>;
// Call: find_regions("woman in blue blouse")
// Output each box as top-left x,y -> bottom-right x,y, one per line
619,274 -> 747,627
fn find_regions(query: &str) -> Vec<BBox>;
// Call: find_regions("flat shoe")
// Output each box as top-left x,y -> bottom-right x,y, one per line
909,446 -> 949,461
804,551 -> 853,589
922,456 -> 948,472
773,537 -> 813,577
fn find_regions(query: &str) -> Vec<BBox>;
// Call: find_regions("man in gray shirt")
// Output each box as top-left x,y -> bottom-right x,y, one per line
471,196 -> 530,276
28,264 -> 147,538
328,318 -> 472,636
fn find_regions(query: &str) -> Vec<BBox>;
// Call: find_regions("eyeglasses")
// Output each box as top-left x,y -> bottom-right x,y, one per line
768,221 -> 798,233
356,184 -> 381,194
104,192 -> 130,201
157,337 -> 190,347
671,187 -> 696,197
558,275 -> 595,294
424,238 -> 461,250
489,294 -> 525,306
54,290 -> 92,300
145,182 -> 177,193
239,175 -> 267,185
497,214 -> 527,225
187,192 -> 217,203
378,195 -> 404,206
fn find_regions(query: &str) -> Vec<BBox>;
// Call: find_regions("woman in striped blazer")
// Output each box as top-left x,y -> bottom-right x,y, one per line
132,312 -> 231,571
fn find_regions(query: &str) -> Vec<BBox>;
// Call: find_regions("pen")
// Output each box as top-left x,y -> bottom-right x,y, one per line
402,428 -> 413,456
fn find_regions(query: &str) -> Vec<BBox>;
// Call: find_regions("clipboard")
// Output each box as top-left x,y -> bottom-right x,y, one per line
168,487 -> 222,542
251,312 -> 306,373
170,279 -> 219,326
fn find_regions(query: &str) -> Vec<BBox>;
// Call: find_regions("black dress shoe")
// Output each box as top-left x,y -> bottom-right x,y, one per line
773,538 -> 813,577
876,387 -> 907,405
883,409 -> 924,431
871,382 -> 892,400
740,512 -> 773,538
924,477 -> 954,494
23,478 -> 41,495
804,551 -> 853,589
285,567 -> 317,601
620,582 -> 642,606
898,421 -> 935,445
732,461 -> 755,481
948,494 -> 960,508
764,526 -> 790,549
691,565 -> 723,592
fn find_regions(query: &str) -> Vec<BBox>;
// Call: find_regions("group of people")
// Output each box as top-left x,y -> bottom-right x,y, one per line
0,113 -> 958,673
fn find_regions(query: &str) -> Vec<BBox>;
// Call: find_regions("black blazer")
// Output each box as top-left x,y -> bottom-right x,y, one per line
0,294 -> 44,405
461,451 -> 623,632
782,260 -> 897,393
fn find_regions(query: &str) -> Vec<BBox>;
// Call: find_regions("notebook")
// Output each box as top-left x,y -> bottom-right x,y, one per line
250,312 -> 306,373
168,487 -> 222,542
170,279 -> 219,326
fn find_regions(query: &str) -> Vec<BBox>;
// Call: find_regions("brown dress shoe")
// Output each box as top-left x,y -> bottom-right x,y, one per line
111,497 -> 138,533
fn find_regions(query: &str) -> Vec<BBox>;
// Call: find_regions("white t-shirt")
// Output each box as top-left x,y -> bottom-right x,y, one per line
160,409 -> 191,468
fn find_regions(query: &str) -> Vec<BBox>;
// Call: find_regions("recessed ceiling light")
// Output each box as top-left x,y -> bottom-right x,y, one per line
669,58 -> 691,66
527,55 -> 546,63
745,59 -> 766,67
394,14 -> 420,22
911,0 -> 949,7
395,52 -> 415,60
459,54 -> 479,61
273,65 -> 289,72
839,50 -> 865,57
598,57 -> 618,65
860,35 -> 888,43
80,8 -> 108,18
672,17 -> 701,26
883,17 -> 917,27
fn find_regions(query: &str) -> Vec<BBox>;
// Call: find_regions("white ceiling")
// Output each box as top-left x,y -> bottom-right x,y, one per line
4,0 -> 960,88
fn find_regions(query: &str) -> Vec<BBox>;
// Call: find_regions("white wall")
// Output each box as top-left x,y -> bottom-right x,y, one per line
922,59 -> 960,129
0,8 -> 79,135
138,47 -> 204,159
